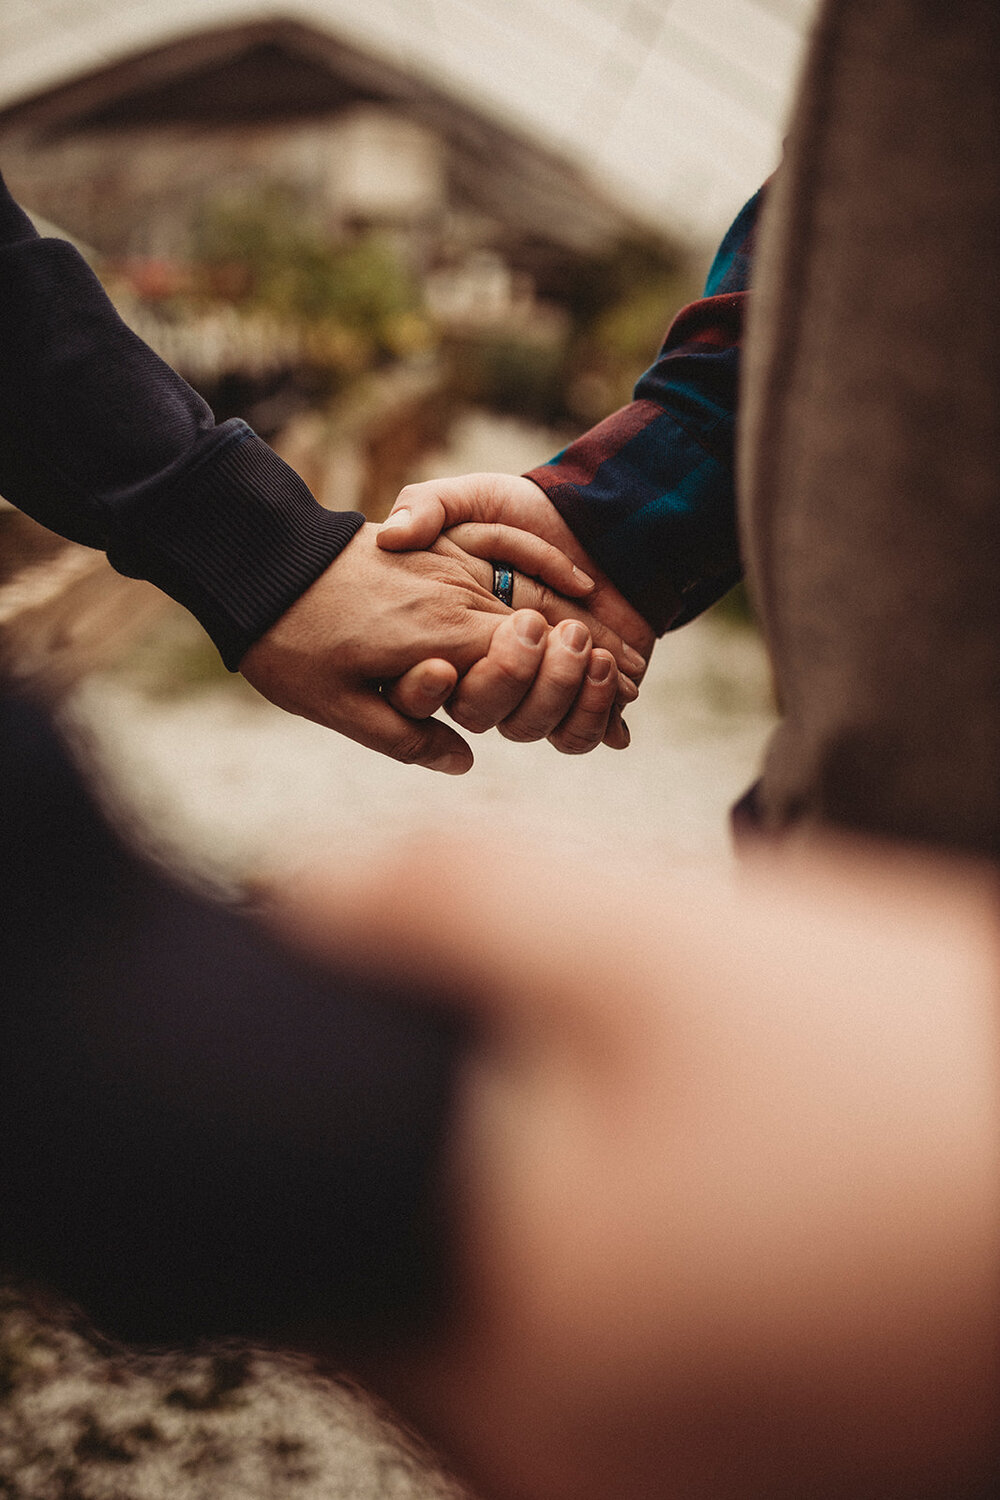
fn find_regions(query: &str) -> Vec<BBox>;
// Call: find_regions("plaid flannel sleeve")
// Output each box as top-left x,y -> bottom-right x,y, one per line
526,188 -> 762,634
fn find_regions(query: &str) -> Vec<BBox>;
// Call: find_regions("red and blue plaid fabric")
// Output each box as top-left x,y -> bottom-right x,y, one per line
527,188 -> 763,633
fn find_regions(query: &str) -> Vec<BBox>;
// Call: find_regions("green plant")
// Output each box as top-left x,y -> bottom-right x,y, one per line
191,186 -> 426,359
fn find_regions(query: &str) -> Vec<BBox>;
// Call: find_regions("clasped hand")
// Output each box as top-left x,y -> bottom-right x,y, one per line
241,477 -> 654,771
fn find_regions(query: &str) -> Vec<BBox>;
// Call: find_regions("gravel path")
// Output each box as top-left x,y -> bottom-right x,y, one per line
0,1286 -> 467,1499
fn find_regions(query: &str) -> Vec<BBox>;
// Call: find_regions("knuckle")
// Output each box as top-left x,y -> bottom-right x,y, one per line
498,717 -> 546,744
550,723 -> 601,755
513,575 -> 544,611
448,703 -> 493,734
547,658 -> 588,691
541,584 -> 577,621
386,726 -> 431,764
490,656 -> 536,691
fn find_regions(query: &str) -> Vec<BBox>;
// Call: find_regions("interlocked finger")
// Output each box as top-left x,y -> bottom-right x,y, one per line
443,522 -> 595,599
547,649 -> 622,754
496,619 -> 594,744
446,610 -> 551,734
506,570 -> 645,686
600,703 -> 632,751
386,658 -> 459,719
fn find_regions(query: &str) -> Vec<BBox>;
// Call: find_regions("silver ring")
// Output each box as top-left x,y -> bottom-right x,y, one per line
491,562 -> 514,607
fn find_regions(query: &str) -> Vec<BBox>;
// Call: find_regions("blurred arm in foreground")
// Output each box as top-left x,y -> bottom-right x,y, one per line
4,677 -> 996,1499
277,832 -> 1000,1500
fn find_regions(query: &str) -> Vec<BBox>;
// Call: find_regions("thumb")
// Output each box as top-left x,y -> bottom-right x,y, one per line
377,493 -> 452,551
386,659 -> 460,719
377,474 -> 513,552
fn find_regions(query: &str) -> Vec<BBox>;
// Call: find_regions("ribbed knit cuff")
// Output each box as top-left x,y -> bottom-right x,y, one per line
108,426 -> 364,669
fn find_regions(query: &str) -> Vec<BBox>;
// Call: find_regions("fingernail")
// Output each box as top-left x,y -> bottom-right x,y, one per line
572,566 -> 595,590
623,645 -> 646,673
587,655 -> 614,685
425,751 -> 469,775
618,674 -> 639,702
380,508 -> 410,532
514,612 -> 546,646
560,622 -> 589,654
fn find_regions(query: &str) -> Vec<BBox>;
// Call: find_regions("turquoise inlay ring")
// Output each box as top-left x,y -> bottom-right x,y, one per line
491,563 -> 514,607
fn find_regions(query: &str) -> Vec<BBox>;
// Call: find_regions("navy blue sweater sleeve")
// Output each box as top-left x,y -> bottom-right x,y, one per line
0,174 -> 363,668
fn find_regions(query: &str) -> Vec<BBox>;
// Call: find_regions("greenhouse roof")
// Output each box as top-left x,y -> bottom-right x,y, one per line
0,0 -> 818,245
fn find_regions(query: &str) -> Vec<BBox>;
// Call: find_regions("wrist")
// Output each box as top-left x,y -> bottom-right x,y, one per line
109,425 -> 363,668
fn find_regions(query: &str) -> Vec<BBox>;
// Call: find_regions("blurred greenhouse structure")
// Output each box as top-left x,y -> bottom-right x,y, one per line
2,2 -> 817,242
0,2 -> 817,521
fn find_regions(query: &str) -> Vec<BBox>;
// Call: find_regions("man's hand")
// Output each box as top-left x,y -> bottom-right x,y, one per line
378,472 -> 657,665
240,524 -> 642,771
275,835 -> 1000,1500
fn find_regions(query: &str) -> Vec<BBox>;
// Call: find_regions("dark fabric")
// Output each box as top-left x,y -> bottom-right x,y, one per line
0,173 -> 363,667
739,0 -> 1000,859
526,191 -> 760,634
0,694 -> 459,1348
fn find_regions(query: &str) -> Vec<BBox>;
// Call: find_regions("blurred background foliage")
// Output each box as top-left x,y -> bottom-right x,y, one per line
120,178 -> 696,434
191,185 -> 430,366
456,236 -> 697,425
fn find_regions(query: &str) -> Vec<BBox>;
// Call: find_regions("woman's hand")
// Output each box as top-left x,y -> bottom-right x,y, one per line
386,524 -> 644,753
242,523 -> 643,769
377,472 -> 657,666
